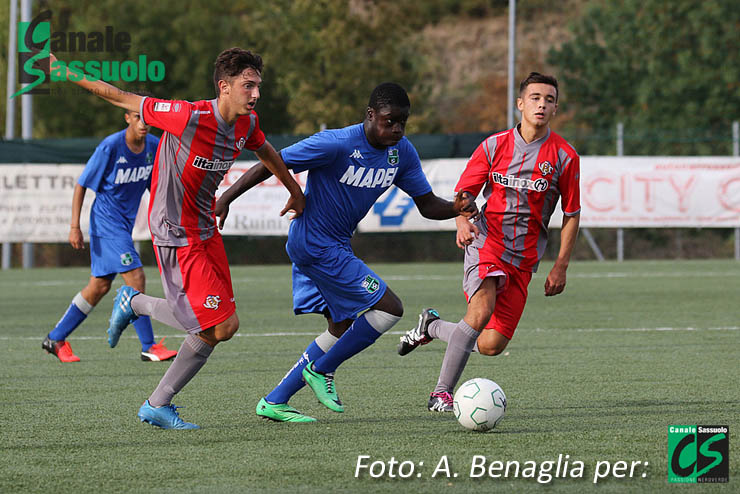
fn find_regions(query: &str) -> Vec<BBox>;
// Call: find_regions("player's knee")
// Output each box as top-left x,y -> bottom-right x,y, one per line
216,316 -> 239,341
477,337 -> 509,356
91,282 -> 111,299
478,343 -> 505,356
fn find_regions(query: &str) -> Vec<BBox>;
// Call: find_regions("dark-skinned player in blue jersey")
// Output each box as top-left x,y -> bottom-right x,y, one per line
216,82 -> 478,422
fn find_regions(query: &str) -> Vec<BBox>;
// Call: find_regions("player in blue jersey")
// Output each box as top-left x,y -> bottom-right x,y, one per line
42,108 -> 178,363
216,82 -> 478,421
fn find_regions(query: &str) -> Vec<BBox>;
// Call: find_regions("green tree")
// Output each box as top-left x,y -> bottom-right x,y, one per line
548,0 -> 740,155
248,0 -> 421,133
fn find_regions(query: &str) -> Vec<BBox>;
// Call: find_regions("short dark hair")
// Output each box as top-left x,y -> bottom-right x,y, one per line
213,48 -> 264,96
519,72 -> 558,101
368,82 -> 411,110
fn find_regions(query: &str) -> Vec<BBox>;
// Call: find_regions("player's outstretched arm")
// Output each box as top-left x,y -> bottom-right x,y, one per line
544,213 -> 580,296
48,52 -> 142,113
215,162 -> 274,229
413,190 -> 478,220
69,184 -> 87,250
254,141 -> 305,217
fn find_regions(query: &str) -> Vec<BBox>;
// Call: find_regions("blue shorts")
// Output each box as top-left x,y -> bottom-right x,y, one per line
291,246 -> 387,322
89,234 -> 143,278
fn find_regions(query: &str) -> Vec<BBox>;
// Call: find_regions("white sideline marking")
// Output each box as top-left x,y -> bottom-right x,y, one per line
6,326 -> 739,341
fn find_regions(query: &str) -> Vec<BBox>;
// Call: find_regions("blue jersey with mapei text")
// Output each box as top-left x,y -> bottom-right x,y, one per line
281,123 -> 432,264
77,130 -> 159,238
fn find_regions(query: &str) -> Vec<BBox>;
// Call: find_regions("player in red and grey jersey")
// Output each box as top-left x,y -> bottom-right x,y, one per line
398,72 -> 581,412
50,48 -> 305,429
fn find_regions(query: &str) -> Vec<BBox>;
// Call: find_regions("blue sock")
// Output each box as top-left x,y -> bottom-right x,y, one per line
48,302 -> 88,341
313,315 -> 381,374
133,316 -> 155,352
266,341 -> 325,404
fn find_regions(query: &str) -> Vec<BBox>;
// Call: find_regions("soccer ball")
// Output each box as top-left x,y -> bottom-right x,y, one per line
453,378 -> 507,432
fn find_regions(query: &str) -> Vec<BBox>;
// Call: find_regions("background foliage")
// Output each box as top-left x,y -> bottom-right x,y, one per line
4,0 -> 735,154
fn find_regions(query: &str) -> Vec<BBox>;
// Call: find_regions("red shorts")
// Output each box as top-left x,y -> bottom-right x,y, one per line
463,253 -> 532,340
154,234 -> 235,333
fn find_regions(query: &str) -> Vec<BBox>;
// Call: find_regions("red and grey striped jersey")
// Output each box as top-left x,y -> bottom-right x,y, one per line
455,127 -> 580,272
140,97 -> 265,246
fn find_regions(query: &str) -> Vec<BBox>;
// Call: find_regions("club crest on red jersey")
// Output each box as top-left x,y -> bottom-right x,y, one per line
539,161 -> 554,175
236,137 -> 246,150
203,295 -> 221,310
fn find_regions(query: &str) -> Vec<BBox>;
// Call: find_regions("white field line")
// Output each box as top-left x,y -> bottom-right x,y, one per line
3,326 -> 738,341
3,270 -> 739,288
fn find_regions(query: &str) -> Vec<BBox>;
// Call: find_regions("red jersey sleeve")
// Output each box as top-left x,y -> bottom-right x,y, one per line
139,97 -> 192,137
559,152 -> 581,215
455,140 -> 492,198
244,112 -> 266,151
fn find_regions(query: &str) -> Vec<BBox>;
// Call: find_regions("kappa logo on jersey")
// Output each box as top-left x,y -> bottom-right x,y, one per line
539,161 -> 554,175
120,252 -> 133,266
114,165 -> 153,184
387,149 -> 399,165
361,275 -> 380,293
349,149 -> 364,159
236,137 -> 246,150
153,102 -> 171,112
116,156 -> 128,164
203,295 -> 221,310
339,165 -> 398,189
192,155 -> 234,171
490,171 -> 549,192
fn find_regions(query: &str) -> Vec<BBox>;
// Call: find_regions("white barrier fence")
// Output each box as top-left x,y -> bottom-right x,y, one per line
1,156 -> 739,244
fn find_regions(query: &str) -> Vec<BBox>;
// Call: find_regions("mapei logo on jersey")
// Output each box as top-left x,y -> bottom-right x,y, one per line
538,161 -> 554,176
120,252 -> 133,266
491,171 -> 549,192
387,149 -> 399,165
339,165 -> 398,189
361,275 -> 380,294
203,295 -> 221,310
192,155 -> 234,172
236,137 -> 246,150
114,165 -> 153,184
349,149 -> 364,159
668,425 -> 728,483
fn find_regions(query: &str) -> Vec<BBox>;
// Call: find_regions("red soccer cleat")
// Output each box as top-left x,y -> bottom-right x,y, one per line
42,336 -> 81,362
141,338 -> 178,362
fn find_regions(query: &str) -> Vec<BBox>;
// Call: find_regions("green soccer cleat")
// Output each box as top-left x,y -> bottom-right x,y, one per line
255,397 -> 317,423
302,361 -> 344,413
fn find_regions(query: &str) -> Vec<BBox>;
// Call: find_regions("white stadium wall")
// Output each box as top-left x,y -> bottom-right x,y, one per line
1,157 -> 739,242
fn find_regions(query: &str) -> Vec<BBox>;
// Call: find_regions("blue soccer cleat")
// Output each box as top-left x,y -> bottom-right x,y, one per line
137,400 -> 200,430
107,285 -> 140,348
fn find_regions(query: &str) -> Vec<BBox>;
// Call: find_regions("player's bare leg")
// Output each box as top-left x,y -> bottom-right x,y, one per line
80,276 -> 113,305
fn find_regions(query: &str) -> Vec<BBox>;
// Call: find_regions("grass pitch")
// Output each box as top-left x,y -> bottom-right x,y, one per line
1,260 -> 738,493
